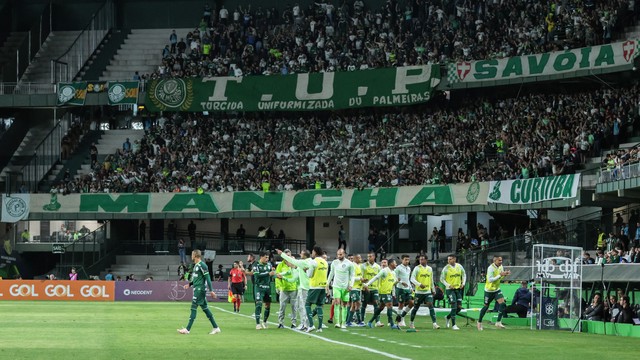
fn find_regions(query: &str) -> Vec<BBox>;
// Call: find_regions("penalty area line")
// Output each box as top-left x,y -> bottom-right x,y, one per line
213,306 -> 411,360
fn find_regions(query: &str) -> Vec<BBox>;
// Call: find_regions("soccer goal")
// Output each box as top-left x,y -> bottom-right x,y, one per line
531,244 -> 583,332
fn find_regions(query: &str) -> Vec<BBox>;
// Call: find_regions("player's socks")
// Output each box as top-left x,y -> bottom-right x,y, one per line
341,305 -> 348,325
330,304 -> 335,322
429,307 -> 437,323
186,309 -> 197,331
255,304 -> 262,324
204,308 -> 218,328
410,306 -> 418,322
387,308 -> 394,325
370,307 -> 382,323
478,306 -> 488,322
360,305 -> 367,322
264,307 -> 270,322
346,308 -> 352,324
317,307 -> 324,328
497,303 -> 506,322
306,305 -> 314,327
236,298 -> 241,312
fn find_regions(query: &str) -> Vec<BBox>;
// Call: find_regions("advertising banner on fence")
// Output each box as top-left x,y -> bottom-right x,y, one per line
56,82 -> 88,106
487,174 -> 580,204
144,65 -> 440,112
108,81 -> 139,105
0,280 -> 115,301
447,40 -> 639,87
29,183 -> 488,215
115,281 -> 227,302
1,194 -> 30,223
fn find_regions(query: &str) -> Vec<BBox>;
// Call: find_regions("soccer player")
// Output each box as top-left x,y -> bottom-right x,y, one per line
228,260 -> 246,312
245,251 -> 275,330
410,254 -> 439,329
277,248 -> 313,330
275,249 -> 298,328
300,246 -> 329,332
361,251 -> 382,327
347,254 -> 365,326
326,249 -> 354,329
440,254 -> 466,330
477,255 -> 511,331
364,258 -> 400,330
394,254 -> 414,327
177,249 -> 221,335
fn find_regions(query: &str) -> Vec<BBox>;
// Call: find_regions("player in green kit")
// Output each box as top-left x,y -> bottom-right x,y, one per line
245,251 -> 275,330
304,246 -> 329,333
394,254 -> 414,327
364,258 -> 400,330
477,256 -> 511,331
326,249 -> 355,329
440,254 -> 466,330
346,254 -> 365,327
410,254 -> 439,329
361,252 -> 383,327
177,250 -> 221,335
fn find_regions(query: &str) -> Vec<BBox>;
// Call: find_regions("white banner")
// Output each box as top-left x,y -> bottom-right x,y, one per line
487,174 -> 580,204
1,194 -> 30,223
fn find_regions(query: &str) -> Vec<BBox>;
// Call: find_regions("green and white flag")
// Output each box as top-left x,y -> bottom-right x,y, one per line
56,82 -> 87,106
108,81 -> 139,105
487,174 -> 580,204
1,194 -> 30,223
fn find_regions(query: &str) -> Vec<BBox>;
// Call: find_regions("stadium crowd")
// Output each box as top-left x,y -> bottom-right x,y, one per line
53,82 -> 639,194
142,0 -> 636,80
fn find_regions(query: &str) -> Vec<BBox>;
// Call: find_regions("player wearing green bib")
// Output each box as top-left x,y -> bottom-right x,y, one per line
361,252 -> 383,327
394,255 -> 414,327
410,254 -> 439,329
477,256 -> 511,331
440,254 -> 466,330
326,249 -> 355,329
347,254 -> 365,326
364,259 -> 400,330
177,250 -> 220,335
304,246 -> 329,333
277,248 -> 313,331
245,252 -> 275,330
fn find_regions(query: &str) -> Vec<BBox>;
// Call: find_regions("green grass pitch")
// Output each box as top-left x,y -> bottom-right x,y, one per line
1,301 -> 636,360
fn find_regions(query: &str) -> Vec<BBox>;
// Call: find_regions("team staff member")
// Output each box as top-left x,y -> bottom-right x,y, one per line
477,256 -> 511,330
177,250 -> 221,335
440,254 -> 466,330
228,260 -> 246,312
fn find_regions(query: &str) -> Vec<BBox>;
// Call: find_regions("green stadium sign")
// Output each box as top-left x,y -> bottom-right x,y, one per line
447,40 -> 639,87
30,183 -> 487,215
144,65 -> 440,112
488,174 -> 581,204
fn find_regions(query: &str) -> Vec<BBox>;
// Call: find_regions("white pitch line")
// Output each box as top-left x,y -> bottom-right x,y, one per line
213,306 -> 411,360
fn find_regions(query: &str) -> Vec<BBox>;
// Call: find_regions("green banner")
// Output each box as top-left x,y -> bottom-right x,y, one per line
447,40 -> 639,87
144,65 -> 440,112
487,174 -> 581,204
108,81 -> 139,105
57,82 -> 87,106
30,183 -> 486,215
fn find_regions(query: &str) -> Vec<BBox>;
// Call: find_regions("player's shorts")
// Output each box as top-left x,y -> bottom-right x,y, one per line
349,289 -> 362,302
396,288 -> 413,303
415,293 -> 434,305
445,289 -> 463,304
363,289 -> 379,304
483,289 -> 504,305
379,294 -> 393,304
192,289 -> 208,307
307,288 -> 327,306
254,286 -> 272,303
333,288 -> 350,302
231,282 -> 244,295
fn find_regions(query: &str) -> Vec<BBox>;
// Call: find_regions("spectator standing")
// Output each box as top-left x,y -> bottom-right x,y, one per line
428,228 -> 439,260
122,138 -> 131,152
69,267 -> 78,281
178,238 -> 187,264
337,225 -> 346,250
139,220 -> 146,242
20,229 -> 30,242
105,270 -> 114,281
89,143 -> 98,165
219,5 -> 228,24
214,264 -> 224,281
169,30 -> 177,53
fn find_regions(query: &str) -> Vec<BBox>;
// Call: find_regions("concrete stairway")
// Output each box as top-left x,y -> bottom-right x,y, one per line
75,129 -> 145,179
101,255 -> 184,281
99,28 -> 192,81
20,31 -> 83,84
0,121 -> 58,182
0,32 -> 28,81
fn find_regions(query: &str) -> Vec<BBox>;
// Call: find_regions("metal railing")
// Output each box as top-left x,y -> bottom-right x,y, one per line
54,222 -> 114,279
598,160 -> 640,183
0,2 -> 51,83
51,0 -> 114,83
0,82 -> 56,95
17,115 -> 70,193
